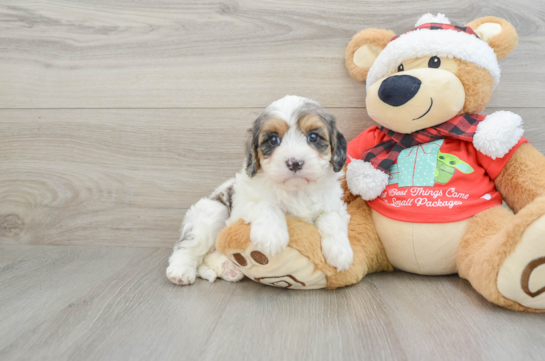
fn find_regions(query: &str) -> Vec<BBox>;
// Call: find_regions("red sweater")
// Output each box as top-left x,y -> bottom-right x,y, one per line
347,126 -> 527,223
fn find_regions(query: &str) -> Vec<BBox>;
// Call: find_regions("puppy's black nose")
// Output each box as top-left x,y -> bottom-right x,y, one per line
286,158 -> 304,172
378,75 -> 421,107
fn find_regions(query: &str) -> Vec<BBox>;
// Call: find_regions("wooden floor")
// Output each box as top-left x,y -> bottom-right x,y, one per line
1,1 -> 545,360
1,245 -> 544,361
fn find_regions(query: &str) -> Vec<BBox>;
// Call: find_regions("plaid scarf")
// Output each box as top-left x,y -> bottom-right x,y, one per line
360,114 -> 486,173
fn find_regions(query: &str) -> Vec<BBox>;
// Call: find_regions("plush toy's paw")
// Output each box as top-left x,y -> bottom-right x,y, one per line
166,261 -> 197,285
217,218 -> 330,290
250,219 -> 290,256
473,111 -> 523,159
346,159 -> 389,201
199,251 -> 244,283
226,245 -> 328,290
497,215 -> 545,310
321,235 -> 354,272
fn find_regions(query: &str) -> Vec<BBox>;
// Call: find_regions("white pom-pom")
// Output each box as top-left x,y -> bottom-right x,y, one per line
346,159 -> 389,201
473,111 -> 524,159
415,13 -> 451,27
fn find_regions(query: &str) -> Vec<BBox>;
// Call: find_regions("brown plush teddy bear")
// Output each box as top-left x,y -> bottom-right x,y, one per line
216,13 -> 545,313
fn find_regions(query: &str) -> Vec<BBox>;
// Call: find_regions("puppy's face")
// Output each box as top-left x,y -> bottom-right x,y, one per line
245,96 -> 347,188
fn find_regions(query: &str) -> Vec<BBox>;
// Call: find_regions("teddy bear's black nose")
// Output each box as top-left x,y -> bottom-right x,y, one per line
378,75 -> 422,107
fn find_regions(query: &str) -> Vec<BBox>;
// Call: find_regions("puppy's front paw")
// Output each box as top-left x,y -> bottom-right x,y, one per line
197,264 -> 218,283
166,262 -> 197,285
200,251 -> 244,283
321,235 -> 354,272
250,220 -> 289,256
221,259 -> 244,282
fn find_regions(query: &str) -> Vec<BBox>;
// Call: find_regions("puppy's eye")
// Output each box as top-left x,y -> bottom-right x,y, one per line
428,56 -> 441,68
269,136 -> 280,146
307,133 -> 319,143
397,64 -> 404,72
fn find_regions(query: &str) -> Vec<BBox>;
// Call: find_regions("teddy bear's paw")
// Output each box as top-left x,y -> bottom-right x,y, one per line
249,219 -> 290,257
226,245 -> 328,290
321,235 -> 354,272
497,215 -> 545,310
200,251 -> 244,283
473,111 -> 523,159
166,262 -> 197,285
346,159 -> 389,201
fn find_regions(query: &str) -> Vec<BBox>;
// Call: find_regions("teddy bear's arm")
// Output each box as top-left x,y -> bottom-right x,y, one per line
495,143 -> 545,213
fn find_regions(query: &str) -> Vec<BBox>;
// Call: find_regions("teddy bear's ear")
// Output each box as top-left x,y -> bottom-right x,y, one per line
345,28 -> 395,81
466,16 -> 518,60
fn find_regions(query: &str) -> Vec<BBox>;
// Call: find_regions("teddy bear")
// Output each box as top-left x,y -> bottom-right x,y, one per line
215,13 -> 545,313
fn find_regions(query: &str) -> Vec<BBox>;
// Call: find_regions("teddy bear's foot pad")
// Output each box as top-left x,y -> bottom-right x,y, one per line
497,215 -> 545,309
227,245 -> 327,290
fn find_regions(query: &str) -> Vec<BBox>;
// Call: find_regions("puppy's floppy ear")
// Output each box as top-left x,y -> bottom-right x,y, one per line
345,28 -> 395,82
466,16 -> 518,60
245,116 -> 263,177
321,110 -> 347,172
332,130 -> 347,172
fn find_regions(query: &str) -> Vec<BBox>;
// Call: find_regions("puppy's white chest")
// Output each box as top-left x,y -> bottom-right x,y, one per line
281,199 -> 323,224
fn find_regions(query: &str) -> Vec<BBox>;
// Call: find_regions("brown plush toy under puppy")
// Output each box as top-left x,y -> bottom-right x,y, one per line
216,13 -> 545,312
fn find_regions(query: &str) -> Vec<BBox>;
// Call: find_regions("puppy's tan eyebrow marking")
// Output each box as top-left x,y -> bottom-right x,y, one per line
259,117 -> 289,143
298,113 -> 329,141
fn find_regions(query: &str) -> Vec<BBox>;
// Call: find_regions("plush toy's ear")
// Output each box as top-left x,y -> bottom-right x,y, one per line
466,16 -> 518,60
345,29 -> 395,81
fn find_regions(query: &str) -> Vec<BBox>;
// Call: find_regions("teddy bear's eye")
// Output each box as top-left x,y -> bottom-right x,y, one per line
397,64 -> 404,72
439,156 -> 445,160
428,56 -> 441,68
449,161 -> 456,165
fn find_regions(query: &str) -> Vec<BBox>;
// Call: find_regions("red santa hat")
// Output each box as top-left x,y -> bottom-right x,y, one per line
366,13 -> 501,91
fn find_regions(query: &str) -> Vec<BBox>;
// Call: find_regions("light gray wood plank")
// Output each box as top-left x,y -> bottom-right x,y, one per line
1,107 -> 543,248
372,272 -> 545,360
0,0 -> 542,108
0,245 -> 166,353
200,277 -> 407,361
370,273 -> 545,360
1,245 -> 544,361
202,273 -> 545,361
0,245 -> 238,361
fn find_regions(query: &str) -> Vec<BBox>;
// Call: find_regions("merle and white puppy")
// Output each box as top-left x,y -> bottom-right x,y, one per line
167,95 -> 353,285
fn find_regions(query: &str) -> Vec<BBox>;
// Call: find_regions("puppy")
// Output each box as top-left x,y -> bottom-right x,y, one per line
167,95 -> 353,285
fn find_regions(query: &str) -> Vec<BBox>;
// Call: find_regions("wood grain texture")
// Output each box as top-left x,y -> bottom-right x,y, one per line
0,0 -> 543,108
1,1 -> 545,359
2,108 -> 542,248
0,245 -> 544,361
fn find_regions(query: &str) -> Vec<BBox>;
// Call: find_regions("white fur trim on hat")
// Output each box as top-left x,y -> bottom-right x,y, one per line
346,158 -> 389,201
473,111 -> 524,159
415,13 -> 450,27
366,15 -> 501,92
